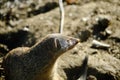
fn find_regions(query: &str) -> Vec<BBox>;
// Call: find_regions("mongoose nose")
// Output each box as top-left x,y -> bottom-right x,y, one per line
68,38 -> 80,49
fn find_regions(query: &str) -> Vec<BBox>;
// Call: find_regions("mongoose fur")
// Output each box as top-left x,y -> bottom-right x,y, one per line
2,33 -> 79,80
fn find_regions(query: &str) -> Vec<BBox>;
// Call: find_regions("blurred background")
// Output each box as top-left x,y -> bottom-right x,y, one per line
0,0 -> 120,80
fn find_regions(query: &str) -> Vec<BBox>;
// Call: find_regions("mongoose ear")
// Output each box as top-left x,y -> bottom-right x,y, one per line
53,38 -> 61,49
54,38 -> 58,48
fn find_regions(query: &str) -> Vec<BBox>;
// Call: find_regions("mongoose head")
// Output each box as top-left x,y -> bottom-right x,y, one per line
40,33 -> 79,57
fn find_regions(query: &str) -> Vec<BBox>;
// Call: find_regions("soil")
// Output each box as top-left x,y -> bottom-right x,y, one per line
0,0 -> 120,80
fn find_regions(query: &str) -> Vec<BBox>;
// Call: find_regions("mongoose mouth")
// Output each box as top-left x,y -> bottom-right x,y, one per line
67,38 -> 80,50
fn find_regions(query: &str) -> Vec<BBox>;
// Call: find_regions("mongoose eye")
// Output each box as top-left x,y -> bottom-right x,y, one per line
67,39 -> 73,46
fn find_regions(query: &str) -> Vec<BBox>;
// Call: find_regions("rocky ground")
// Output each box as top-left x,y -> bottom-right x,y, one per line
0,0 -> 120,80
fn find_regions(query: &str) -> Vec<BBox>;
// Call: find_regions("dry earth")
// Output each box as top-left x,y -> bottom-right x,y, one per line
0,0 -> 120,80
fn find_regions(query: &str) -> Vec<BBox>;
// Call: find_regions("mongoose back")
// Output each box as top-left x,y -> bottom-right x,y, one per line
2,33 -> 79,80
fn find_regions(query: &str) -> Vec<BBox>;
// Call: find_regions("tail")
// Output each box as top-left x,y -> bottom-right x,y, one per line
77,55 -> 88,80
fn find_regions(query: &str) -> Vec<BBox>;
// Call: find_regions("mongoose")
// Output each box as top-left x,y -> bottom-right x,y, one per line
2,33 -> 79,80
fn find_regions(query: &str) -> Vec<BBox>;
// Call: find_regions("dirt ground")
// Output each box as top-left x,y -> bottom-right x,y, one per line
0,0 -> 120,80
